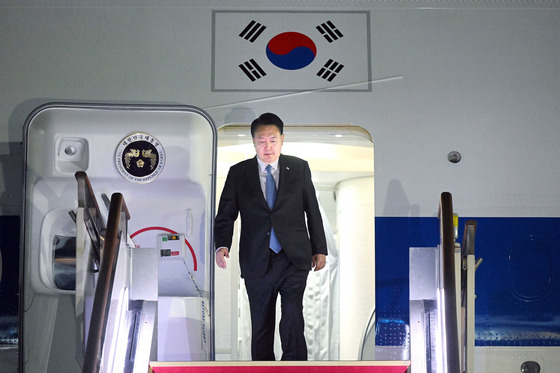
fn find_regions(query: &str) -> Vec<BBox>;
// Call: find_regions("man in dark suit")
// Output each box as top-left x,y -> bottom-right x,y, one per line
214,112 -> 327,361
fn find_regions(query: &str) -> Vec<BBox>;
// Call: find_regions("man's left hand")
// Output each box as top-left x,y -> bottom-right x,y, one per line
312,254 -> 326,271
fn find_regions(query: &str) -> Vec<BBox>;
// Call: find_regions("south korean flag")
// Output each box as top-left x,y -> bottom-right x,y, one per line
212,11 -> 371,92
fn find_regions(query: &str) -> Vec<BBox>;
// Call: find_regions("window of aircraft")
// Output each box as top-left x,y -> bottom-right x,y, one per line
216,124 -> 375,360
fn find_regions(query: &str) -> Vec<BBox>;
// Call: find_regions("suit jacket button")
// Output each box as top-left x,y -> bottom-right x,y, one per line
267,232 -> 270,236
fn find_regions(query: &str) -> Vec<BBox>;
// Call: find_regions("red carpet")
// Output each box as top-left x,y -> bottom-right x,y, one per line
150,361 -> 410,373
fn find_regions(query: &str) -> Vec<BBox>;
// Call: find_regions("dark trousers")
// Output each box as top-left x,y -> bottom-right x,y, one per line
244,249 -> 309,361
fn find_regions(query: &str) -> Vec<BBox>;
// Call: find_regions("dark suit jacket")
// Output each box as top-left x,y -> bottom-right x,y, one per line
214,154 -> 328,278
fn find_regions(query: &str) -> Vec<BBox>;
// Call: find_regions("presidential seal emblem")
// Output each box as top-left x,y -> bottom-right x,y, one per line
115,133 -> 165,183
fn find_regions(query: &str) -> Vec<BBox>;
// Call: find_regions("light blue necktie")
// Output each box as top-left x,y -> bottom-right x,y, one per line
266,165 -> 282,253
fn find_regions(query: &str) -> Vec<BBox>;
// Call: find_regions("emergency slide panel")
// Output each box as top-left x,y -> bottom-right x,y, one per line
22,103 -> 217,372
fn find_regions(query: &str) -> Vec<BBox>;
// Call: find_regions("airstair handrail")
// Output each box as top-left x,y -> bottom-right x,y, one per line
460,219 -> 477,373
438,192 -> 461,373
75,171 -> 106,268
83,192 -> 130,373
461,220 -> 477,258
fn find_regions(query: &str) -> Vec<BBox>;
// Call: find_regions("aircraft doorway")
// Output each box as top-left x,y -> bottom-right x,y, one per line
215,124 -> 375,361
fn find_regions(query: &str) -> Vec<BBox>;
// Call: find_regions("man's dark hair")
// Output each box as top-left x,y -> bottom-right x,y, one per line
250,113 -> 284,137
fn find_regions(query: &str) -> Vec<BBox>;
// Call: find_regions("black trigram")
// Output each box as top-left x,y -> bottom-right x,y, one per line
317,59 -> 344,82
316,21 -> 343,43
239,59 -> 267,81
239,20 -> 266,43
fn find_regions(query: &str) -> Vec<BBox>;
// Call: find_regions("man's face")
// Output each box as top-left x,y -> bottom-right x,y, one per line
253,124 -> 284,164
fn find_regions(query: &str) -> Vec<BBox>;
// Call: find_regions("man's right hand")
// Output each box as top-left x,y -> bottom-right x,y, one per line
216,247 -> 230,269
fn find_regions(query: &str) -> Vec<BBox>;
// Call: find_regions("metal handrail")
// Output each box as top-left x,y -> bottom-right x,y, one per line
75,171 -> 106,268
460,220 -> 477,373
438,192 -> 461,373
83,193 -> 130,373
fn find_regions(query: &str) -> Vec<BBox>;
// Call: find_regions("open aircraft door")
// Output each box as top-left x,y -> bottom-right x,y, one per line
22,103 -> 216,372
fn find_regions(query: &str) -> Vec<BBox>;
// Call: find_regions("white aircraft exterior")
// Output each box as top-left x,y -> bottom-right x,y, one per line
0,1 -> 559,372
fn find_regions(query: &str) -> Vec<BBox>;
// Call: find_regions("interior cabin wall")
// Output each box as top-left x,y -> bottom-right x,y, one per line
336,177 -> 375,359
